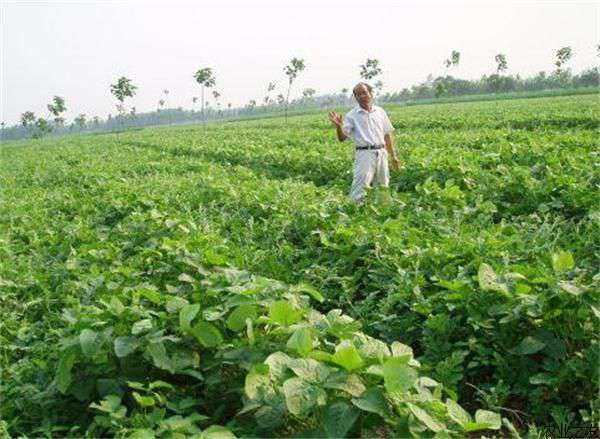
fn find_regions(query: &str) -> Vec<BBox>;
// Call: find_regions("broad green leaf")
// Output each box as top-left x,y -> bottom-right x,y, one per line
268,300 -> 302,326
79,329 -> 99,358
325,309 -> 362,339
324,372 -> 366,397
264,352 -> 292,380
282,377 -> 326,417
291,283 -> 324,303
255,403 -> 286,429
365,364 -> 384,376
179,304 -> 200,332
190,321 -> 223,347
149,380 -> 175,390
114,336 -> 139,358
324,401 -> 360,438
129,429 -> 156,439
226,304 -> 258,331
552,251 -> 574,273
109,297 -> 125,315
177,273 -> 196,283
203,250 -> 227,266
351,387 -> 392,419
132,391 -> 155,407
511,336 -> 546,355
146,342 -> 173,373
558,281 -> 583,296
245,364 -> 272,400
446,399 -> 471,427
132,319 -> 153,335
390,342 -> 414,360
308,350 -> 333,362
478,263 -> 509,294
383,358 -> 417,394
465,410 -> 502,431
332,341 -> 364,371
288,358 -> 330,383
55,350 -> 76,394
355,333 -> 390,360
200,425 -> 236,439
137,288 -> 162,305
418,377 -> 439,388
90,394 -> 123,413
287,327 -> 314,356
408,403 -> 445,432
166,297 -> 189,314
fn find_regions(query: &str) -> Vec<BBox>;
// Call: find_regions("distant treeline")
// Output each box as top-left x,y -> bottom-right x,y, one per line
1,67 -> 598,142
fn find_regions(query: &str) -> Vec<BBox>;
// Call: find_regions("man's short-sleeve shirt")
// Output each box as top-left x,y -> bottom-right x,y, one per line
342,105 -> 394,147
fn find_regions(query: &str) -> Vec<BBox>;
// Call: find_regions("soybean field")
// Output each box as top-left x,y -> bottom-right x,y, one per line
1,94 -> 598,437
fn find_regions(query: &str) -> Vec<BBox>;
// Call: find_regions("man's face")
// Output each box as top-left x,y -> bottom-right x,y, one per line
354,85 -> 372,108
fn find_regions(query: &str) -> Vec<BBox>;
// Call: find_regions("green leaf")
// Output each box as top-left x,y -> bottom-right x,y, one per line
132,319 -> 153,335
178,273 -> 196,283
79,329 -> 99,358
511,336 -> 546,355
332,341 -> 364,371
90,394 -> 123,413
55,350 -> 76,394
291,283 -> 325,303
109,297 -> 125,315
146,342 -> 173,373
190,321 -> 223,347
226,304 -> 258,331
408,402 -> 445,432
254,403 -> 286,429
446,399 -> 471,427
282,377 -> 326,417
383,358 -> 417,394
137,288 -> 162,305
268,300 -> 302,326
264,352 -> 292,380
324,372 -> 366,397
558,281 -> 583,296
166,296 -> 189,314
324,400 -> 360,438
351,387 -> 392,419
129,429 -> 156,439
133,391 -> 155,407
478,263 -> 509,294
288,358 -> 330,383
200,425 -> 236,439
309,350 -> 333,362
390,342 -> 414,360
552,251 -> 574,273
287,327 -> 314,356
245,364 -> 272,400
179,304 -> 200,332
355,333 -> 390,360
114,336 -> 139,358
469,410 -> 501,430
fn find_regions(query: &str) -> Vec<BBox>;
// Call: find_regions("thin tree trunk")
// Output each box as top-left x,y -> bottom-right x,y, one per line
285,81 -> 292,124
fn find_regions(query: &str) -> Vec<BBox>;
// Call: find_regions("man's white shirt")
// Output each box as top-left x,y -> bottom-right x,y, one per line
342,105 -> 394,147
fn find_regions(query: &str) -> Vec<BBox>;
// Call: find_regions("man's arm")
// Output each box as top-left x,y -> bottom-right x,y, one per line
384,133 -> 401,171
328,111 -> 348,142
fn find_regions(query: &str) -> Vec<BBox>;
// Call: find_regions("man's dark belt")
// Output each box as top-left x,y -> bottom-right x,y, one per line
356,144 -> 384,150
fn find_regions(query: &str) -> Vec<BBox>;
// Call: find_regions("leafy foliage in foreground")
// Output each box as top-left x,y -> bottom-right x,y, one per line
1,94 -> 598,436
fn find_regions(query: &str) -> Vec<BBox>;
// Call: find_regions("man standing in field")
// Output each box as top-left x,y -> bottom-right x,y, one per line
328,82 -> 400,201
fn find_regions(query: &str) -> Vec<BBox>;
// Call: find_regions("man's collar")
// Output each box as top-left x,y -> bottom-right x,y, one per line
355,105 -> 375,113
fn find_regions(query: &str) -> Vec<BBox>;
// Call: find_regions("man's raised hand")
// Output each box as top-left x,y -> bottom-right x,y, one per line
328,111 -> 343,127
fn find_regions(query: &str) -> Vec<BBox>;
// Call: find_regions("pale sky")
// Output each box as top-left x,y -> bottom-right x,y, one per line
1,0 -> 598,125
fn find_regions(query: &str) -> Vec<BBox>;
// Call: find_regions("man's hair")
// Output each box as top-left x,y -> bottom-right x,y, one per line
353,82 -> 373,97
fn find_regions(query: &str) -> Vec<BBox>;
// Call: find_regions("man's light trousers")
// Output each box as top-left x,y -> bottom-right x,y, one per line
349,149 -> 390,201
